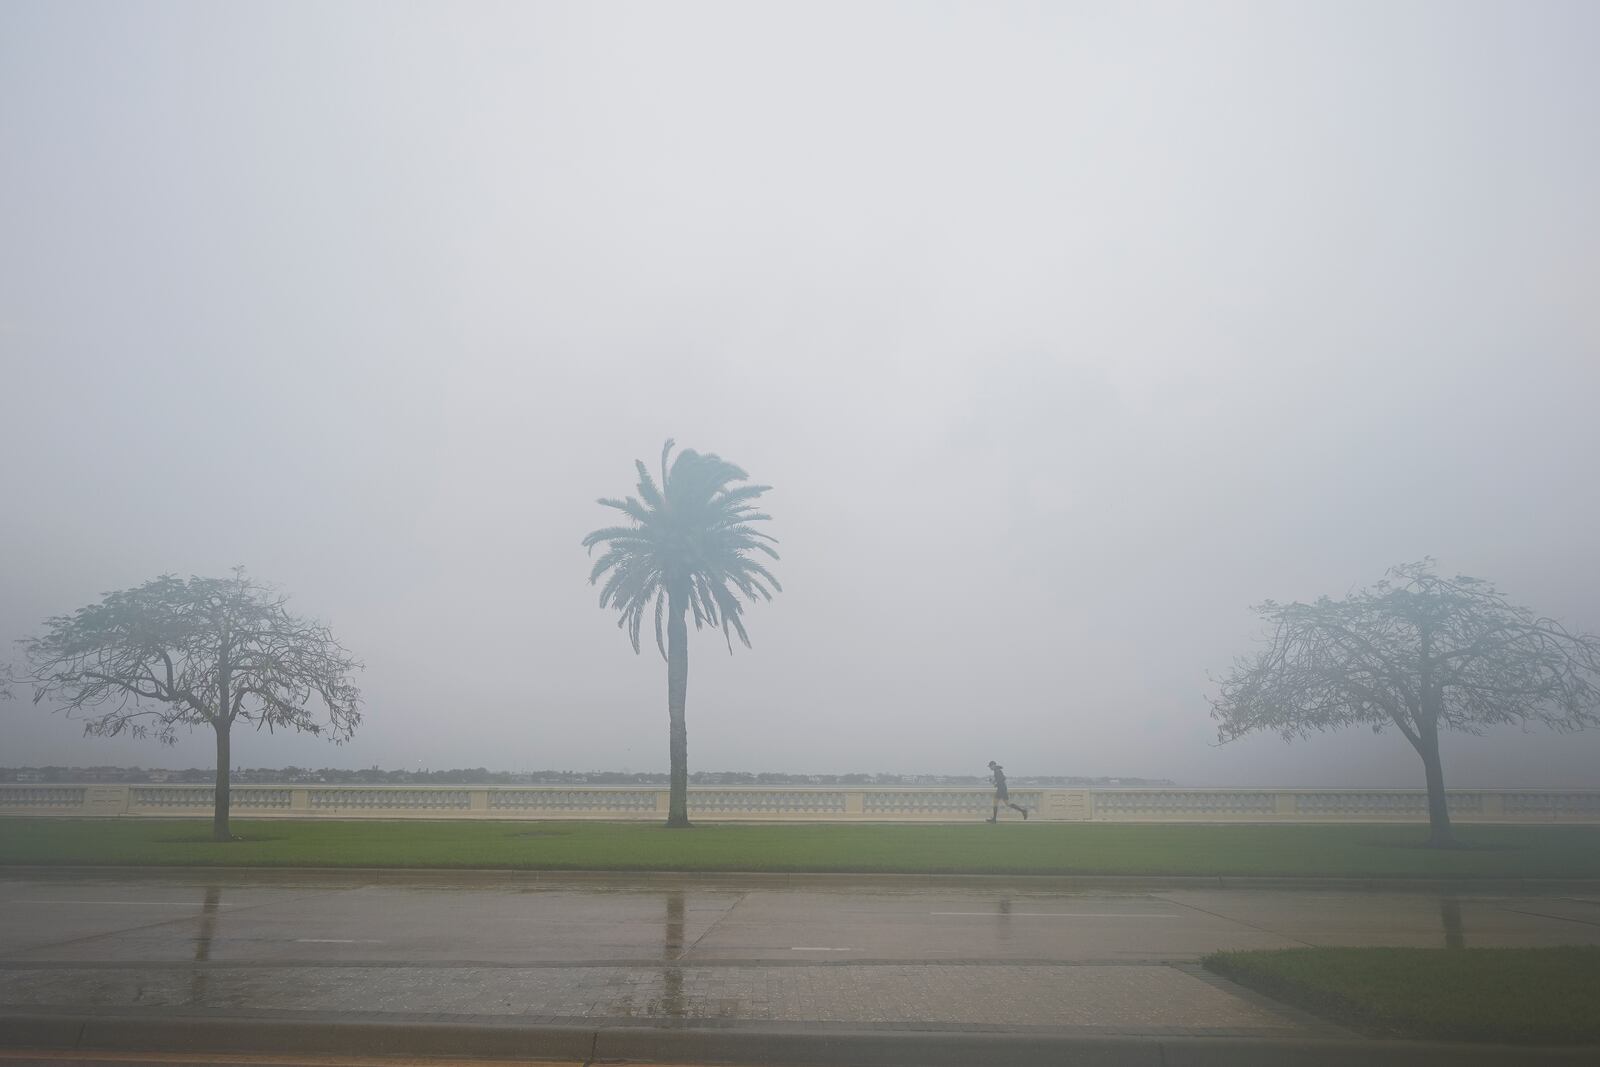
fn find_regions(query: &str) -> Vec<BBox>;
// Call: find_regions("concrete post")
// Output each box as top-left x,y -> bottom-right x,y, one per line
83,785 -> 130,816
1040,791 -> 1090,820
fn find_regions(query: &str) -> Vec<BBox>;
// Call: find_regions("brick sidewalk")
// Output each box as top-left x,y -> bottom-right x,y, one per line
0,960 -> 1339,1039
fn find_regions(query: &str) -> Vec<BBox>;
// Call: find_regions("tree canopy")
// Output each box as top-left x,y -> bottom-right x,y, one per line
1211,560 -> 1600,844
584,439 -> 781,657
24,570 -> 362,839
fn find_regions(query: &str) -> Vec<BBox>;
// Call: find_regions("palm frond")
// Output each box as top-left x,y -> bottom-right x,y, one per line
713,485 -> 771,509
586,441 -> 781,658
653,590 -> 668,659
593,496 -> 653,527
584,525 -> 649,547
634,460 -> 664,510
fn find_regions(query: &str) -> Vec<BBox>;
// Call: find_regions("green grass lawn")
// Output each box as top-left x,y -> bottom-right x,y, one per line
2,819 -> 1599,878
1205,946 -> 1600,1044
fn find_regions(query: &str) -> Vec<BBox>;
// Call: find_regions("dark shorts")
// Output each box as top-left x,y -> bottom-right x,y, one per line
994,784 -> 1009,800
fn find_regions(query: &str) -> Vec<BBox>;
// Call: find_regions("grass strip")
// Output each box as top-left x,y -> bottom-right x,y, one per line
3,819 -> 1600,878
1204,946 -> 1600,1044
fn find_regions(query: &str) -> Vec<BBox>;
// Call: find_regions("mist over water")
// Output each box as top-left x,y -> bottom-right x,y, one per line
3,2 -> 1598,788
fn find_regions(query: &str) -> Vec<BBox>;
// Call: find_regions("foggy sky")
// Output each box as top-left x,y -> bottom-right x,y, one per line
4,1 -> 1599,788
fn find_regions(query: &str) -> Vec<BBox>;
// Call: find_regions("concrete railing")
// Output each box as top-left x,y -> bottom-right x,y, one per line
2,784 -> 1598,822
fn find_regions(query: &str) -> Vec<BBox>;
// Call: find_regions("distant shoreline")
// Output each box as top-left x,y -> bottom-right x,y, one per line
3,765 -> 1175,788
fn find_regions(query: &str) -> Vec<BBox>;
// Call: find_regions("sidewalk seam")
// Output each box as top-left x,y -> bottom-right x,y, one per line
7,865 -> 1600,891
8,1013 -> 1600,1066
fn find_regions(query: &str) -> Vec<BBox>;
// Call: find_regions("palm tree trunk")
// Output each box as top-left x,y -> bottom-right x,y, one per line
212,720 -> 232,843
666,597 -> 690,828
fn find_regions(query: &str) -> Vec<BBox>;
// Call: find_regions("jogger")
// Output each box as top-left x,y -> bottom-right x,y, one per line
986,761 -> 1029,822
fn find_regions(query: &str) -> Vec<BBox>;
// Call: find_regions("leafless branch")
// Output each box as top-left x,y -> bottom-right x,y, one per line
24,571 -> 363,746
1212,561 -> 1600,748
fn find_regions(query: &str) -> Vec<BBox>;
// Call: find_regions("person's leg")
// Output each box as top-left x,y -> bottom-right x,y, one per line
988,795 -> 999,822
1007,800 -> 1028,819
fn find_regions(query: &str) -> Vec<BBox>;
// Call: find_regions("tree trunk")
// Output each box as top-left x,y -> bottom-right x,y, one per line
665,597 -> 690,828
212,720 -> 232,843
1417,723 -> 1454,848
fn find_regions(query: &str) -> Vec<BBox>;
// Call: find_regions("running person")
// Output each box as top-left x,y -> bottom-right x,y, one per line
986,761 -> 1029,822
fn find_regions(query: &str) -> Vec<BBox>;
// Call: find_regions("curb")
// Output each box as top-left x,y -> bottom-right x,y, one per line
3,1013 -> 1599,1066
5,864 -> 1600,893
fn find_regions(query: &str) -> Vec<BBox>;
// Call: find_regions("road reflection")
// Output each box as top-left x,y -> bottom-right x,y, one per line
189,885 -> 222,1004
1441,896 -> 1466,949
660,888 -> 685,1017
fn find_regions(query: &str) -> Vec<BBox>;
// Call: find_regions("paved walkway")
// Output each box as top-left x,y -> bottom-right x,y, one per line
2,869 -> 1598,1061
4,961 -> 1324,1037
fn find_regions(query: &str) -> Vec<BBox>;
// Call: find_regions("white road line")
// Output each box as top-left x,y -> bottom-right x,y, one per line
294,938 -> 385,944
929,912 -> 1180,918
790,946 -> 854,951
8,901 -> 235,907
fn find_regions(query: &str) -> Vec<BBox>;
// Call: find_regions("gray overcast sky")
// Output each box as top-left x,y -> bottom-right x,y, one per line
3,1 -> 1598,787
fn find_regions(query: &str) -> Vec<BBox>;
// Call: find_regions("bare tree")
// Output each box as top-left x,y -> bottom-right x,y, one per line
24,570 -> 362,841
1210,560 -> 1600,847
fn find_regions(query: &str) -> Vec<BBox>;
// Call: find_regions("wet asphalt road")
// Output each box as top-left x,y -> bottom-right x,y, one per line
1,870 -> 1597,1040
2,869 -> 1597,965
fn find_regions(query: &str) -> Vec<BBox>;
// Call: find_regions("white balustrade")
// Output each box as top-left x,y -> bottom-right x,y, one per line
490,789 -> 657,812
863,790 -> 1043,815
131,787 -> 210,808
131,788 -> 293,809
236,789 -> 293,809
1093,791 -> 1277,815
3,784 -> 1598,822
1503,792 -> 1600,817
689,790 -> 847,814
1294,792 -> 1481,815
0,786 -> 86,808
308,789 -> 472,809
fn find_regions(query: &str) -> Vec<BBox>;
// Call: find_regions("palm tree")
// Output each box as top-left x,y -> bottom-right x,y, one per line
583,440 -> 782,827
